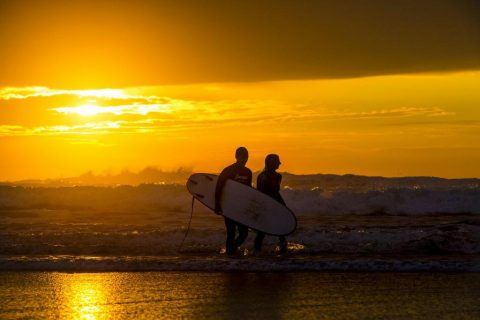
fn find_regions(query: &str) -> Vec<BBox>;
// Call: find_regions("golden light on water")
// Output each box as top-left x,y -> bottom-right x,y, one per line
2,272 -> 480,319
58,274 -> 111,320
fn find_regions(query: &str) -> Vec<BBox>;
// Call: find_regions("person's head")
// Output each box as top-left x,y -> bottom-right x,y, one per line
265,154 -> 281,171
235,147 -> 249,166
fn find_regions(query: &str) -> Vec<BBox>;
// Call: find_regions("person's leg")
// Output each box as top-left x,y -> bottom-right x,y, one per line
224,217 -> 237,255
254,232 -> 265,252
234,223 -> 249,248
279,236 -> 287,253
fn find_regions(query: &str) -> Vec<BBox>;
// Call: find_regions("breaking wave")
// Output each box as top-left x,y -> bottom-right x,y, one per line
284,188 -> 480,215
1,178 -> 479,271
0,184 -> 479,215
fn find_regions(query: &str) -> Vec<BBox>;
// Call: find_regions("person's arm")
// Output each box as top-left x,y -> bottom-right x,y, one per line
256,173 -> 265,191
276,175 -> 287,206
214,167 -> 230,214
247,170 -> 253,187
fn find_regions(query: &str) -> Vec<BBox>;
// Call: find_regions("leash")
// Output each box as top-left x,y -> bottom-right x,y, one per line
178,196 -> 195,252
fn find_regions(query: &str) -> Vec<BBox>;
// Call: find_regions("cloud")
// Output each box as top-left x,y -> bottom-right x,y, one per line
0,121 -> 123,136
280,107 -> 455,122
51,103 -> 171,116
0,105 -> 455,137
0,86 -> 166,103
1,0 -> 479,87
0,87 -> 129,100
0,85 -> 458,137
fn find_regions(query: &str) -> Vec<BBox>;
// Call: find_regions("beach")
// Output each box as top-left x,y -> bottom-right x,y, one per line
1,272 -> 480,319
1,181 -> 479,318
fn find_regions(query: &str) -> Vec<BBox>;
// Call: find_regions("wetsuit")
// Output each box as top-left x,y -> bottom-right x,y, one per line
215,163 -> 252,255
254,170 -> 287,253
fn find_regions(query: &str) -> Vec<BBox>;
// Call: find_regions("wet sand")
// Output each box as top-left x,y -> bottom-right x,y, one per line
1,272 -> 479,319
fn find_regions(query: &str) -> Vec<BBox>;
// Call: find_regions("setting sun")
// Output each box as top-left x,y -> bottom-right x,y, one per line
0,0 -> 479,180
1,72 -> 479,180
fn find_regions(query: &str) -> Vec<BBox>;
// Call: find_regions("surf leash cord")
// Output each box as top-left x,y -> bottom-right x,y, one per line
178,196 -> 195,252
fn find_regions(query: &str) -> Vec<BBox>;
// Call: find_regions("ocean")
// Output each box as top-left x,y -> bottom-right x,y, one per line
0,177 -> 479,272
1,272 -> 479,319
0,177 -> 479,318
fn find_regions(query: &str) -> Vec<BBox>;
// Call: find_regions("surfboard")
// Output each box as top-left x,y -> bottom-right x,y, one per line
186,173 -> 297,236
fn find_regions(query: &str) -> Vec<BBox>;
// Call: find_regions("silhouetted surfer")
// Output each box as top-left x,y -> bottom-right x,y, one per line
254,154 -> 288,254
215,147 -> 252,255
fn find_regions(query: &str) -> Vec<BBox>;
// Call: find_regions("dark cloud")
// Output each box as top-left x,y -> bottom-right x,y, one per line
1,0 -> 479,87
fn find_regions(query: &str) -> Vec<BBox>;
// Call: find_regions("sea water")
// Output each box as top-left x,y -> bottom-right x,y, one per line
1,272 -> 479,319
1,208 -> 479,271
1,181 -> 479,318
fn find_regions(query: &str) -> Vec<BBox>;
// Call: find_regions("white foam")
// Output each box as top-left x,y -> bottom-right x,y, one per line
1,184 -> 479,215
1,182 -> 479,271
283,188 -> 480,215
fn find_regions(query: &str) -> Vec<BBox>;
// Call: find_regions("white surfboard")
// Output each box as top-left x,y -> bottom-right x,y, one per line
186,173 -> 297,236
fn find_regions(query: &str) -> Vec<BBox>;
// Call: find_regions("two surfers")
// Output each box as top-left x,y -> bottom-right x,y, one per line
215,147 -> 287,256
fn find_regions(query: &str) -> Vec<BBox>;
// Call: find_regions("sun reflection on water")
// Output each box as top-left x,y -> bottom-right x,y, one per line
59,274 -> 111,320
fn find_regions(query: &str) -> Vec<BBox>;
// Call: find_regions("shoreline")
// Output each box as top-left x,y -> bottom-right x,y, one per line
1,254 -> 479,272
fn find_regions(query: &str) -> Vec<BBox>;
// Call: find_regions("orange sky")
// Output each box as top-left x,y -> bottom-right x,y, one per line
1,72 -> 480,180
1,1 -> 479,180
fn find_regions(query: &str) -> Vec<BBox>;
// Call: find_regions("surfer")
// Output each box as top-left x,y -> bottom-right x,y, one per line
254,154 -> 288,254
215,147 -> 252,255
